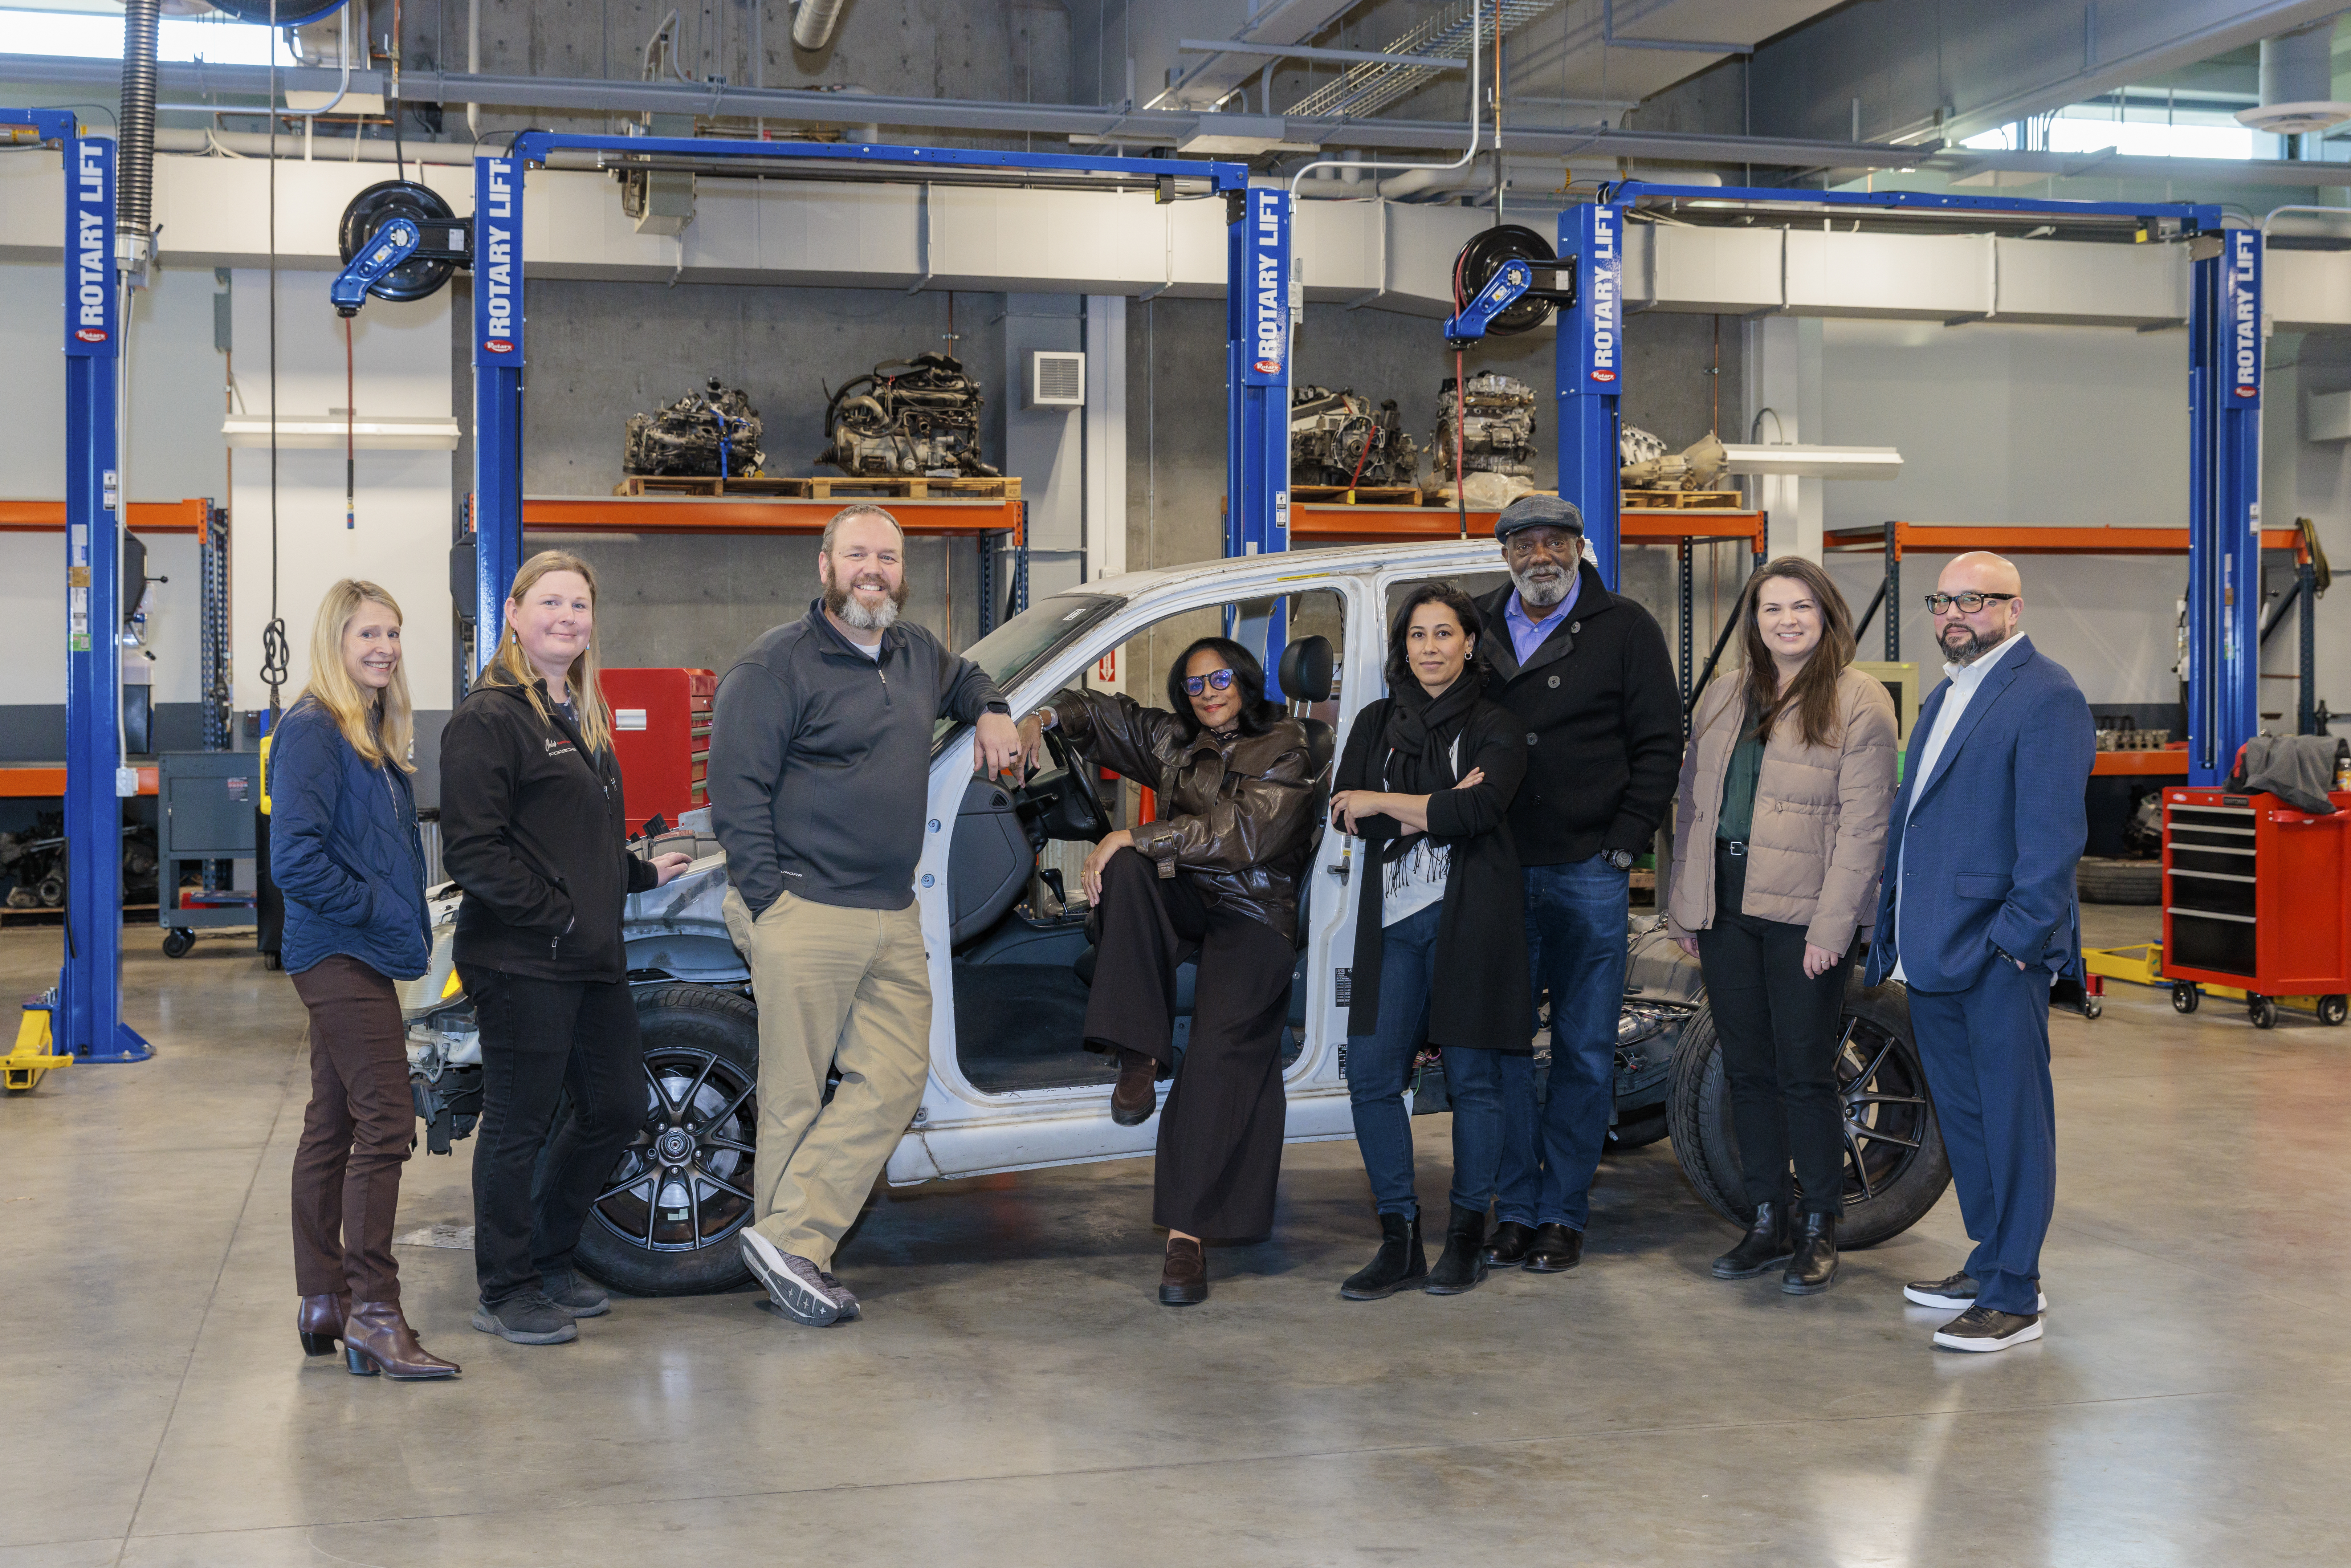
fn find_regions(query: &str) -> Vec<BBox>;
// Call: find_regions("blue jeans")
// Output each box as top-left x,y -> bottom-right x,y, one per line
1345,902 -> 1508,1219
1494,856 -> 1630,1231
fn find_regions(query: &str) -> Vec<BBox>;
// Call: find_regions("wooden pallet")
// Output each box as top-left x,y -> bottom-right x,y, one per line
612,474 -> 1022,500
1622,488 -> 1745,510
1292,484 -> 1423,506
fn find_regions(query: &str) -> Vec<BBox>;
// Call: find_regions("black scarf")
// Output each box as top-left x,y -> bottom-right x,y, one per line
1376,674 -> 1480,863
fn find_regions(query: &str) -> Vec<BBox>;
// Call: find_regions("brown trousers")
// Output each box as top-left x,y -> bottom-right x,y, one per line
290,956 -> 415,1302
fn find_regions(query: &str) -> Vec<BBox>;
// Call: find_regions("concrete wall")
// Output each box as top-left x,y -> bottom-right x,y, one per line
2255,330 -> 2351,729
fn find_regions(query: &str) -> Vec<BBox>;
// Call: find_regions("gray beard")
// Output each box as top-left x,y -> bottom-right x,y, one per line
827,578 -> 909,631
1941,623 -> 2010,667
1510,562 -> 1571,608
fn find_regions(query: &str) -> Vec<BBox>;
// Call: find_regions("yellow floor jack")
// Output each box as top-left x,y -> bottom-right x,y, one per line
4,994 -> 70,1093
2083,942 -> 2336,1024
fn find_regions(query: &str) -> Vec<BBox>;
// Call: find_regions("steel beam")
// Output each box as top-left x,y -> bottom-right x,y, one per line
1556,202 -> 1624,587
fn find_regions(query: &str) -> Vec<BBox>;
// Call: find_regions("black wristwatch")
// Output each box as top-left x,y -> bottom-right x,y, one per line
1602,848 -> 1636,871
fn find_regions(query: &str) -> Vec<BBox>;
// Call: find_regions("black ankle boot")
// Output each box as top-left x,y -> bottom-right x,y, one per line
1782,1211 -> 1839,1295
1712,1201 -> 1796,1279
1423,1204 -> 1490,1295
1339,1211 -> 1427,1301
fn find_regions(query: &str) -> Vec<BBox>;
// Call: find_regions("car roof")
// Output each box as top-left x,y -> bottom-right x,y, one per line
1067,539 -> 1508,607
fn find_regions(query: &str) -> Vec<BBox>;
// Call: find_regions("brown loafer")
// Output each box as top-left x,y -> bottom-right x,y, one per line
1158,1237 -> 1208,1305
343,1300 -> 461,1380
297,1291 -> 351,1357
1111,1048 -> 1160,1126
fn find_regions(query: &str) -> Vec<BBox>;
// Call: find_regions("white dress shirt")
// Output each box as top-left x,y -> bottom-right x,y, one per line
1891,634 -> 2024,984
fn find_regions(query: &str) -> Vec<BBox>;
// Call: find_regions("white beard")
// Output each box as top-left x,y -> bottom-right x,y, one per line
835,591 -> 901,632
1511,562 -> 1571,608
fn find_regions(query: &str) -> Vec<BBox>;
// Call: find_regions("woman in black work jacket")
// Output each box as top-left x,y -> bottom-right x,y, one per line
1328,582 -> 1529,1301
440,549 -> 691,1347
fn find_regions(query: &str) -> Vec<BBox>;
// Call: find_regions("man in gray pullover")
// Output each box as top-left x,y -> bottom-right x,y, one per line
708,504 -> 1024,1327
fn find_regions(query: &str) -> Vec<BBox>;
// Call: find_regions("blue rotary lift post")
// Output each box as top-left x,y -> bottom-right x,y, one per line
452,136 -> 1254,665
4,107 -> 151,1063
1445,178 -> 2256,788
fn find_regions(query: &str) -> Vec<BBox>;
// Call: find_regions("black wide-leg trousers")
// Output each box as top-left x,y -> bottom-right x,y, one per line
1083,848 -> 1294,1240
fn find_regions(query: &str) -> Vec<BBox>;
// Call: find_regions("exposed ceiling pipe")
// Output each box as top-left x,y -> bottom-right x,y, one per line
2236,13 -> 2351,135
793,0 -> 848,52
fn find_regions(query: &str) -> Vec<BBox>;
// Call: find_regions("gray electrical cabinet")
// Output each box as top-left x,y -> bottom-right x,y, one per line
156,750 -> 260,957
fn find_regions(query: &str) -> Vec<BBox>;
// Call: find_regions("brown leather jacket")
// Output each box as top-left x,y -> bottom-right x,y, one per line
1050,688 -> 1320,941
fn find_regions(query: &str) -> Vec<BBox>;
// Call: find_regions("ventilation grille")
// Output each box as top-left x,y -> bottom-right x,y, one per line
1028,350 -> 1086,408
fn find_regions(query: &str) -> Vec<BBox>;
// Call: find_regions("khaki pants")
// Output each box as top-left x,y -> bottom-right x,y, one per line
723,886 -> 933,1268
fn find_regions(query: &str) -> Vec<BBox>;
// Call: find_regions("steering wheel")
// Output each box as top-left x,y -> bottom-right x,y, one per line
1036,724 -> 1113,842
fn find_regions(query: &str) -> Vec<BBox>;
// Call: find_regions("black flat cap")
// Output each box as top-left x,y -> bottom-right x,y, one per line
1495,494 -> 1585,542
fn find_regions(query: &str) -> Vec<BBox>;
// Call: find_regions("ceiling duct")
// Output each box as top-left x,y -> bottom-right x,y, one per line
2236,15 -> 2351,136
1288,0 -> 1560,123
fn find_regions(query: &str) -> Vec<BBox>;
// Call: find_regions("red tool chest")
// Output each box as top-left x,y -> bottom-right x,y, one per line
2161,787 -> 2351,1027
600,667 -> 717,834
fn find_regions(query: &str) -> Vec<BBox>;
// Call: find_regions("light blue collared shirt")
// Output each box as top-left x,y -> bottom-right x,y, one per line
1504,576 -> 1581,667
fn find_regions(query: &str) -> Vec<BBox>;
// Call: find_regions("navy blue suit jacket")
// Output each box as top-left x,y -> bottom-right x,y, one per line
1862,636 -> 2095,994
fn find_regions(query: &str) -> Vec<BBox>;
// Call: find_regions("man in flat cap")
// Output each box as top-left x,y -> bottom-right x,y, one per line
1470,495 -> 1681,1274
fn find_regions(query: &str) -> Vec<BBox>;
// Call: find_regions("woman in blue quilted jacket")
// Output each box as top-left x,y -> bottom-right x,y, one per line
269,580 -> 457,1381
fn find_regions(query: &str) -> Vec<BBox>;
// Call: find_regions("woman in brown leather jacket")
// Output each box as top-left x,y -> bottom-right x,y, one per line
1022,638 -> 1321,1305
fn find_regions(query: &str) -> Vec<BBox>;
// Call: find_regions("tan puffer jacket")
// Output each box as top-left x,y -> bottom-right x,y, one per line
1665,665 -> 1898,954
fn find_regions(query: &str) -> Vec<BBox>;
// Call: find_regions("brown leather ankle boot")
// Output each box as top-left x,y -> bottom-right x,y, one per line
297,1292 -> 351,1357
342,1301 -> 461,1380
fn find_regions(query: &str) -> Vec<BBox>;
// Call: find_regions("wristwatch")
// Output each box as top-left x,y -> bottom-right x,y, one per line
1602,848 -> 1636,871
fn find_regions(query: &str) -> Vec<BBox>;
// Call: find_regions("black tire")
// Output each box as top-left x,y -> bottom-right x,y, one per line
1606,1105 -> 1670,1150
2076,856 -> 2161,905
2319,995 -> 2348,1028
571,985 -> 761,1297
2082,996 -> 2103,1020
1666,980 -> 1951,1249
2172,982 -> 2200,1015
2249,994 -> 2278,1031
160,928 -> 194,959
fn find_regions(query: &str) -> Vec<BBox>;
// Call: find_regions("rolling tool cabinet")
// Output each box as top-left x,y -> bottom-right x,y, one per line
601,668 -> 717,834
2161,787 -> 2351,1029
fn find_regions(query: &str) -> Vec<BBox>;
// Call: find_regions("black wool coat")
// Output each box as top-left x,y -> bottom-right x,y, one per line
1336,695 -> 1533,1053
1474,566 -> 1683,867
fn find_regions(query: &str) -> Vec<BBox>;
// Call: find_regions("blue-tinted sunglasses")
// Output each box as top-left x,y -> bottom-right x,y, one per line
1182,669 -> 1238,696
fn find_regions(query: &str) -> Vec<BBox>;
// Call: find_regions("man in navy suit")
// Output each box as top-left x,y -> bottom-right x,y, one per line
1863,552 -> 2094,1353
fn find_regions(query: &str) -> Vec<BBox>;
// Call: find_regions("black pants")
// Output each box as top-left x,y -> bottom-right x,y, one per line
1692,844 -> 1855,1216
1083,849 -> 1295,1239
467,970 -> 645,1305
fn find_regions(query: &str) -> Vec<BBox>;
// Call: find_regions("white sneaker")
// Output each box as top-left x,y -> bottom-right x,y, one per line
1932,1305 -> 2044,1353
740,1230 -> 853,1327
1903,1271 -> 2046,1313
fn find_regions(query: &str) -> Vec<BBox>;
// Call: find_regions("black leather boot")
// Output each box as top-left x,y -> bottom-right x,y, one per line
1422,1205 -> 1490,1295
1339,1211 -> 1427,1301
1782,1211 -> 1839,1295
1711,1201 -> 1796,1280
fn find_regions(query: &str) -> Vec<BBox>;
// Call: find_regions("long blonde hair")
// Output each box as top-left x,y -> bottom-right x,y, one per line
297,579 -> 415,771
479,549 -> 615,754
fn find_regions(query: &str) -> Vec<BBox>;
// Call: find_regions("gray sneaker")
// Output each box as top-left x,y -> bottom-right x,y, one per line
741,1229 -> 855,1327
470,1289 -> 579,1345
540,1268 -> 611,1318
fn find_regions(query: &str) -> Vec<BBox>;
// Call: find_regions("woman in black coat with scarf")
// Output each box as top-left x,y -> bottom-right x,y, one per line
1329,582 -> 1530,1300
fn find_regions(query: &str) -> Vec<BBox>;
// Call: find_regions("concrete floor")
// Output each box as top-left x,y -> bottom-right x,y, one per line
3,905 -> 2347,1567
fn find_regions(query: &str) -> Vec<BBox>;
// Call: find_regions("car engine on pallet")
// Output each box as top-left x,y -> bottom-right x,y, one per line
819,352 -> 999,478
1433,372 -> 1537,482
1289,385 -> 1420,488
622,378 -> 767,478
1619,423 -> 1729,491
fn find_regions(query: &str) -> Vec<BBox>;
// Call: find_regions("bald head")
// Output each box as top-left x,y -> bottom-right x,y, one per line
1932,551 -> 2024,667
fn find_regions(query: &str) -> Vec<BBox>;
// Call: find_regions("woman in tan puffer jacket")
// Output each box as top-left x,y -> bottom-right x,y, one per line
1666,556 -> 1897,1298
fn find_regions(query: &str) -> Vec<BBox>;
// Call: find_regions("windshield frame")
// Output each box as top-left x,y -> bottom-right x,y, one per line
929,591 -> 1125,758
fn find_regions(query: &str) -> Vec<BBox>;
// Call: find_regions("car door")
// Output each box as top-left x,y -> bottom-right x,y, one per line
889,570 -> 1375,1186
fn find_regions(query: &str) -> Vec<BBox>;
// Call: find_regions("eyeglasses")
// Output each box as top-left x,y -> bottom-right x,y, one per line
1182,669 -> 1238,696
1923,591 -> 2018,616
